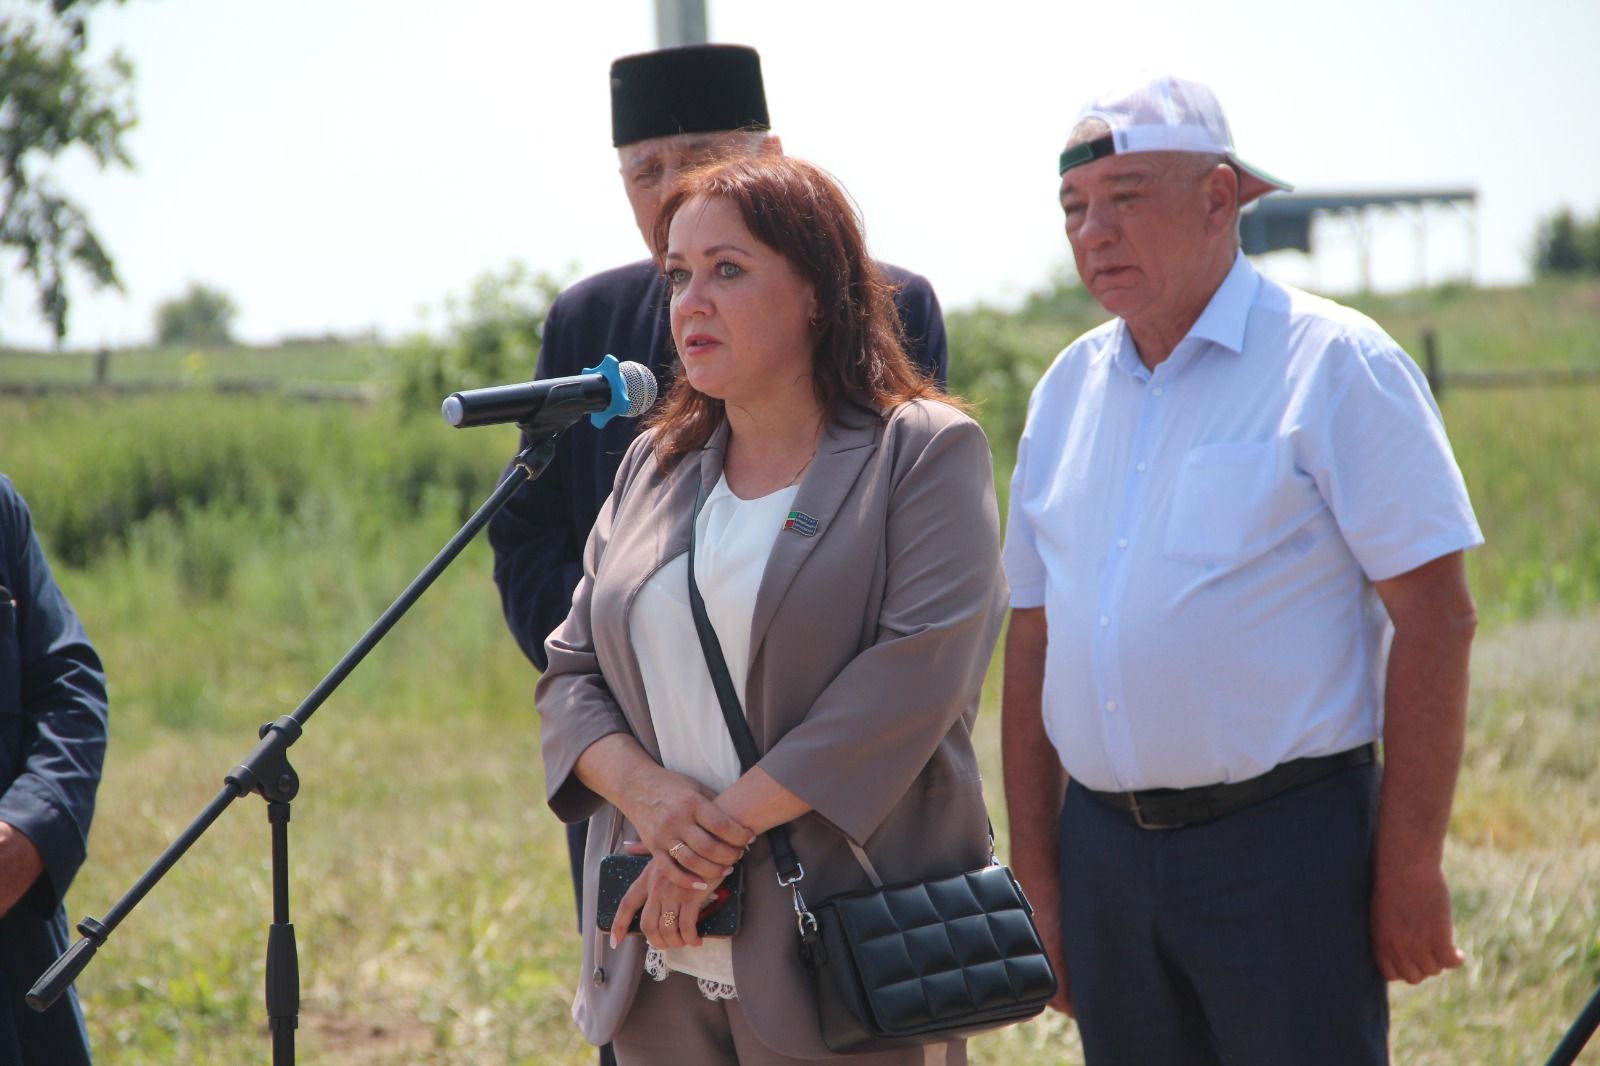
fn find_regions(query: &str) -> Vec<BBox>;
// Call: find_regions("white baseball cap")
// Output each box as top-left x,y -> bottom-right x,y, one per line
1059,73 -> 1292,205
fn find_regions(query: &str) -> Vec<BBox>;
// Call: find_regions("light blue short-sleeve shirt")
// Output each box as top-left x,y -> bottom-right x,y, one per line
1003,253 -> 1483,792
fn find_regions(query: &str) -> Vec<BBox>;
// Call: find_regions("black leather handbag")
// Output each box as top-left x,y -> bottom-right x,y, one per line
686,487 -> 1057,1052
797,864 -> 1057,1052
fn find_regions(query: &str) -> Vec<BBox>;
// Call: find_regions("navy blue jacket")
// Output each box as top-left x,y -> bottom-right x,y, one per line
487,258 -> 948,670
0,475 -> 106,1064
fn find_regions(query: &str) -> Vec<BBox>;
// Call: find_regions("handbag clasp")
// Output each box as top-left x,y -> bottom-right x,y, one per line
791,884 -> 818,936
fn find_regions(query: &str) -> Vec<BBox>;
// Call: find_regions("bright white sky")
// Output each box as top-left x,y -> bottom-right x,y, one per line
2,0 -> 1597,350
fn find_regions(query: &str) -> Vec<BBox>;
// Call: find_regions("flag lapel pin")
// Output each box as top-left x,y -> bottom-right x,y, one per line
782,511 -> 819,537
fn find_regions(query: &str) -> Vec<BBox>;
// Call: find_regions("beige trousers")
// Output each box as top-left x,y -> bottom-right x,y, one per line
611,971 -> 964,1066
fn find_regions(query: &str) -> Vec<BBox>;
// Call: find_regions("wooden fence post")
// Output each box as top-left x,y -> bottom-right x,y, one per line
94,348 -> 111,388
1422,329 -> 1442,398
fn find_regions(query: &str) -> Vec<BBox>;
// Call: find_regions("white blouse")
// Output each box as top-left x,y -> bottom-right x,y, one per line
628,473 -> 800,995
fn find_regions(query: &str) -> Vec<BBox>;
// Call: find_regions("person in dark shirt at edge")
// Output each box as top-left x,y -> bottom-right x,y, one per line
0,475 -> 108,1065
485,46 -> 949,1060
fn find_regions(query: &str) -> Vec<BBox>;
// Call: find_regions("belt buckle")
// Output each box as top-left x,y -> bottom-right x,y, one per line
1128,793 -> 1175,831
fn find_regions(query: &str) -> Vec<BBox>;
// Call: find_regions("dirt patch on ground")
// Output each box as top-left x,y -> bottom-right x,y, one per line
1569,280 -> 1600,311
298,1007 -> 437,1063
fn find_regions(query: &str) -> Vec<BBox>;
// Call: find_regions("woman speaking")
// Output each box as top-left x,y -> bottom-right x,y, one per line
536,154 -> 1007,1065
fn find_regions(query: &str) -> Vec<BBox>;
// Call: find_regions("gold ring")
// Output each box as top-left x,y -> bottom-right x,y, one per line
668,840 -> 688,858
661,911 -> 678,928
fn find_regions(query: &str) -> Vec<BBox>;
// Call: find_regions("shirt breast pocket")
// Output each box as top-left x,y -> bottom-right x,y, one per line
1163,442 -> 1279,565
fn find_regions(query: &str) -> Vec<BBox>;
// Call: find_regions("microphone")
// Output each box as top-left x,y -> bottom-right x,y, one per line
441,355 -> 658,434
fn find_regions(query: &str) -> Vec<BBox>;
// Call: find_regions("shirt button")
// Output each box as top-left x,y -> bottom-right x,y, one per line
1106,700 -> 1117,712
1136,462 -> 1148,473
1099,615 -> 1110,627
1117,538 -> 1129,549
1152,386 -> 1164,397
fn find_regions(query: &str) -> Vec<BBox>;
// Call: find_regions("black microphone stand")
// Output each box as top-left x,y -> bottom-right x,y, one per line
1545,982 -> 1600,1066
29,431 -> 562,1066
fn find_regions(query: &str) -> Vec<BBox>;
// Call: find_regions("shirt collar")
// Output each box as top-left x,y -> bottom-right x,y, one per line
1104,251 -> 1259,379
1187,251 -> 1259,355
1107,322 -> 1145,378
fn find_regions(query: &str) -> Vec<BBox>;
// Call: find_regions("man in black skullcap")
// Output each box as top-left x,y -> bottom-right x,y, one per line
490,44 -> 947,678
486,51 -> 948,1037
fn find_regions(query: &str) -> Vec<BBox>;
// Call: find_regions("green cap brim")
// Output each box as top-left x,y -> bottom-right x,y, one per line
1059,135 -> 1117,176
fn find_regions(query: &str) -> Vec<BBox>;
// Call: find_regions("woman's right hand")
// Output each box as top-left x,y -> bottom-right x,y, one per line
617,763 -> 753,889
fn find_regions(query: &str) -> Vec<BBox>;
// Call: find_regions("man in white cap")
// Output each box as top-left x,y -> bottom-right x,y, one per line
1001,73 -> 1482,1063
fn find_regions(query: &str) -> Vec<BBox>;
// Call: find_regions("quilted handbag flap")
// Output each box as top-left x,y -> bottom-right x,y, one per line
827,865 -> 1057,1037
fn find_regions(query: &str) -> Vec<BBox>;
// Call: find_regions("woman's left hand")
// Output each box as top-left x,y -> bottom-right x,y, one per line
609,841 -> 721,951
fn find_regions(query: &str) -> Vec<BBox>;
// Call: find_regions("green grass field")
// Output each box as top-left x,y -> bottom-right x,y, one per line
1,279 -> 1597,1063
0,340 -> 394,388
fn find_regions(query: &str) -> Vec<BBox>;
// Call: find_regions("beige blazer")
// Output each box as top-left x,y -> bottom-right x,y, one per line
536,397 -> 1007,1059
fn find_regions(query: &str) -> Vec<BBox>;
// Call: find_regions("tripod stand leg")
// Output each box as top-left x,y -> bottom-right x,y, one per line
266,801 -> 299,1066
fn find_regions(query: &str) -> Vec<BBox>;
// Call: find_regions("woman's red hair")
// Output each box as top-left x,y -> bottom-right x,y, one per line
645,154 -> 945,466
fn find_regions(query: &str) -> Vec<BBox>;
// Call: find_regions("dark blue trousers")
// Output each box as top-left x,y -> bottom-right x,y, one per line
1058,764 -> 1388,1066
0,906 -> 93,1066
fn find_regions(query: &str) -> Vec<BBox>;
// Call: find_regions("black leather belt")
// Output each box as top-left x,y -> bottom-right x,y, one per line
1083,744 -> 1377,830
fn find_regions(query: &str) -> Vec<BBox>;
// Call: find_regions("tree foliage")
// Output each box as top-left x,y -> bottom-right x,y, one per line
1532,206 -> 1600,277
155,281 -> 237,346
0,0 -> 134,344
394,261 -> 566,419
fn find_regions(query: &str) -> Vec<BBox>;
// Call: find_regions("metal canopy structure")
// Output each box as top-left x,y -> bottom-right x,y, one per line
1241,188 -> 1478,290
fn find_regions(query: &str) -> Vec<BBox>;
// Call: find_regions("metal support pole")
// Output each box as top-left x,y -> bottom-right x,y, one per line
655,0 -> 708,46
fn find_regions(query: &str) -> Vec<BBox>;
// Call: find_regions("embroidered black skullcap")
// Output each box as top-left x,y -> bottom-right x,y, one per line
610,44 -> 770,148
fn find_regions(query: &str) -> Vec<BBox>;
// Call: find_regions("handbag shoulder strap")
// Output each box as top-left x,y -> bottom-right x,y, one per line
686,483 -> 995,895
686,483 -> 806,888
